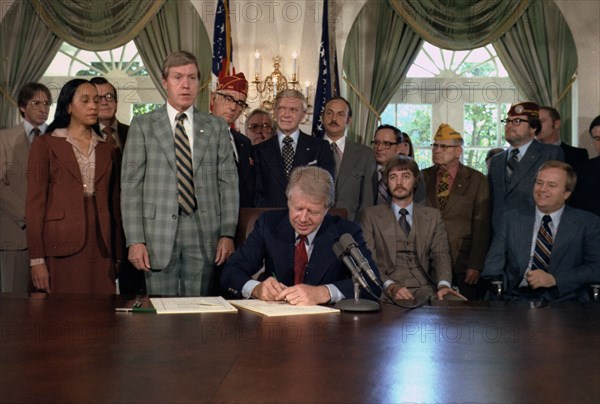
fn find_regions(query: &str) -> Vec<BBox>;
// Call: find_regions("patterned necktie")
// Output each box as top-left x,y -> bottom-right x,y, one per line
282,136 -> 294,179
294,235 -> 308,285
175,113 -> 197,215
437,168 -> 450,210
377,169 -> 390,205
532,215 -> 553,271
331,142 -> 342,176
398,208 -> 410,236
506,148 -> 519,178
230,135 -> 239,167
102,127 -> 118,149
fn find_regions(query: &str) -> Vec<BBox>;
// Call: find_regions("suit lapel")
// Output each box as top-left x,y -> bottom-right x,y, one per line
507,142 -> 540,193
94,142 -> 112,184
375,206 -> 397,263
46,137 -> 83,184
272,213 -> 296,286
293,132 -> 313,167
413,204 -> 432,263
151,107 -> 177,171
192,109 -> 212,173
336,141 -> 355,187
309,215 -> 340,285
444,164 -> 469,212
549,207 -> 574,271
514,212 -> 535,276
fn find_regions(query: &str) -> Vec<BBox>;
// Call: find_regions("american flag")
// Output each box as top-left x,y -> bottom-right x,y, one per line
312,0 -> 340,138
212,0 -> 232,80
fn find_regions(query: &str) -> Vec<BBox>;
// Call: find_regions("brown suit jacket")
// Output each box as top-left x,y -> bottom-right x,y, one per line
357,203 -> 452,289
422,164 -> 491,273
0,123 -> 30,250
26,134 -> 122,259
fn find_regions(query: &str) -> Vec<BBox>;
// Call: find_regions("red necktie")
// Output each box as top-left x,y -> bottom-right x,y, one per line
294,235 -> 308,285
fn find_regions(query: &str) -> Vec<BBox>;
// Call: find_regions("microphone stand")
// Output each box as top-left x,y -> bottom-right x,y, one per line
335,280 -> 380,312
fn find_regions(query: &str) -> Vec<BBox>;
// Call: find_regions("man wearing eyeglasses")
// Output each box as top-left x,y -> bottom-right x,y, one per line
89,77 -> 146,296
371,124 -> 426,205
211,72 -> 254,208
0,82 -> 51,292
245,109 -> 274,145
422,124 -> 490,300
488,102 -> 564,235
90,77 -> 129,154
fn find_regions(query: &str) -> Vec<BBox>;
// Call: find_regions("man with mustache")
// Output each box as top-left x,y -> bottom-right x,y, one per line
358,156 -> 464,302
322,96 -> 376,220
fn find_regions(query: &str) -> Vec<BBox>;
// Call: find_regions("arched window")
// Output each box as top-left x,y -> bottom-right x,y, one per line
382,42 -> 521,173
42,41 -> 162,125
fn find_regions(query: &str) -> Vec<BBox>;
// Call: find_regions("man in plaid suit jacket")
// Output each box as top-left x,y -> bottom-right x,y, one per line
121,51 -> 239,296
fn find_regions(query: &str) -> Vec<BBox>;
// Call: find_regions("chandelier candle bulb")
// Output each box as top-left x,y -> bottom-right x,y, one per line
292,51 -> 298,77
254,50 -> 260,77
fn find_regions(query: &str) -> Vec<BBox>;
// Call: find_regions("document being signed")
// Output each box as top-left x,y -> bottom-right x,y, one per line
229,299 -> 340,317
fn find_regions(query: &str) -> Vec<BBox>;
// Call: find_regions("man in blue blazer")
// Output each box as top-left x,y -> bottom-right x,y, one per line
121,51 -> 239,296
483,161 -> 600,302
488,102 -> 564,233
253,89 -> 335,208
222,166 -> 381,305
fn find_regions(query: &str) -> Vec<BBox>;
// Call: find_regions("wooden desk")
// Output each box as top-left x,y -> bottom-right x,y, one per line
1,294 -> 599,403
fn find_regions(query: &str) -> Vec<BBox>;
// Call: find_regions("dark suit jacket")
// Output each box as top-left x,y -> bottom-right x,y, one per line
334,139 -> 376,220
116,121 -> 129,151
488,141 -> 563,233
231,129 -> 255,208
571,157 -> 600,217
423,163 -> 490,273
560,142 -> 588,172
221,210 -> 381,300
26,133 -> 121,260
483,206 -> 600,302
253,132 -> 335,207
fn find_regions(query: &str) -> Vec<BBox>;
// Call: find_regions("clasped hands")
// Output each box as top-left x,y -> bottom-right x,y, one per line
251,276 -> 330,306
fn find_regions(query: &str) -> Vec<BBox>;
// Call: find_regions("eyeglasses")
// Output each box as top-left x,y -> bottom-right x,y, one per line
501,118 -> 529,126
370,140 -> 398,149
28,100 -> 52,109
99,93 -> 117,102
431,143 -> 460,150
216,92 -> 248,109
248,123 -> 272,131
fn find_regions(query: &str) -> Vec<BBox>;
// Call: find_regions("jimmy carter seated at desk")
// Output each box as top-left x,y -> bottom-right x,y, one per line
221,166 -> 382,305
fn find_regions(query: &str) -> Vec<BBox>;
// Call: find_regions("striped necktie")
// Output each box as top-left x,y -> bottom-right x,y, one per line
331,142 -> 342,176
506,148 -> 519,178
294,235 -> 308,285
175,113 -> 197,215
532,215 -> 553,271
377,169 -> 389,205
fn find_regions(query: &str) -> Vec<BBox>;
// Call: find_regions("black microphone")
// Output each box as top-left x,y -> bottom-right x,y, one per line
332,241 -> 371,292
339,233 -> 382,289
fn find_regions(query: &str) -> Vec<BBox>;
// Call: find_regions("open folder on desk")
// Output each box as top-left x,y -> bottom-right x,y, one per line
150,297 -> 238,314
229,299 -> 340,317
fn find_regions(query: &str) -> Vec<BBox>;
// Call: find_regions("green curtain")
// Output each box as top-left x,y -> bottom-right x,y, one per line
387,0 -> 531,50
343,1 -> 422,144
0,0 -> 62,129
30,0 -> 165,51
493,0 -> 578,143
134,0 -> 212,112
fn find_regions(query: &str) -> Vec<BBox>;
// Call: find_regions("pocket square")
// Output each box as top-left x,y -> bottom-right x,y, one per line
308,160 -> 318,166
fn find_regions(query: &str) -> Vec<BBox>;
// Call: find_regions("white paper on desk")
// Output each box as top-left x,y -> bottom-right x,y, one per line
228,299 -> 340,317
150,296 -> 238,314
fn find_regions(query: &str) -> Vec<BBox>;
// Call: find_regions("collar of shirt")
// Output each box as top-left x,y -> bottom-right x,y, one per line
277,130 -> 300,151
391,202 -> 414,226
324,134 -> 347,153
23,120 -> 48,143
534,205 -> 564,233
509,138 -> 534,162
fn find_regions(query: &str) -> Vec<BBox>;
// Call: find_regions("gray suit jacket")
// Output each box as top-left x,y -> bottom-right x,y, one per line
423,163 -> 490,273
121,106 -> 239,269
0,123 -> 29,250
357,204 -> 452,290
483,206 -> 600,301
488,140 -> 563,233
334,139 -> 376,220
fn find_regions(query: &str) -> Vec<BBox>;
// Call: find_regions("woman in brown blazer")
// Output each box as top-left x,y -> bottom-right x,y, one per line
26,79 -> 122,294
